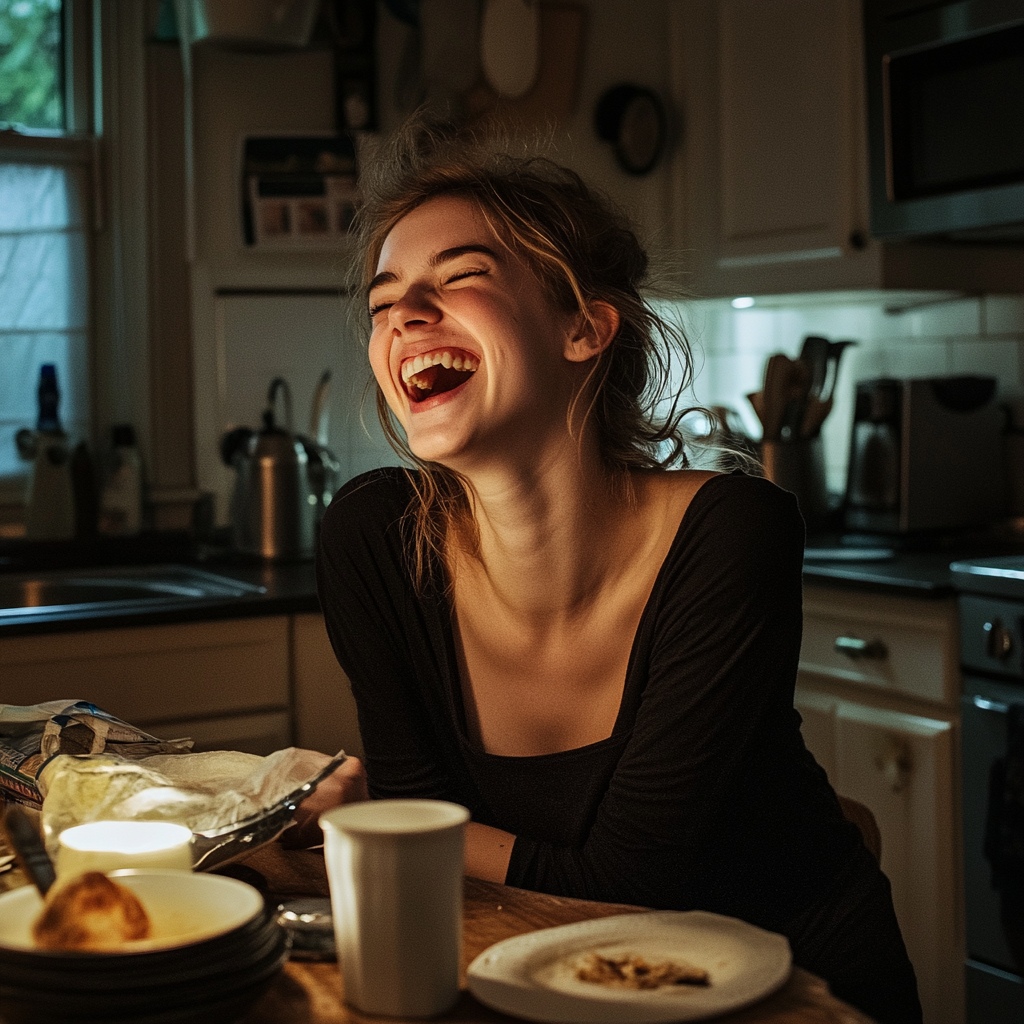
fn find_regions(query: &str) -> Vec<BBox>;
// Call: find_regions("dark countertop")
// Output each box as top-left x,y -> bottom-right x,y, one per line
3,529 -> 1023,638
803,550 -> 962,597
0,538 -> 321,638
801,531 -> 1024,598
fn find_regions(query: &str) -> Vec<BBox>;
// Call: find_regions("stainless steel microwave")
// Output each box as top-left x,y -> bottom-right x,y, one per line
863,0 -> 1024,240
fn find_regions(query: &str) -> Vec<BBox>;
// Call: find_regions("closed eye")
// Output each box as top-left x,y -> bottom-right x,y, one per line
368,266 -> 487,320
446,268 -> 487,284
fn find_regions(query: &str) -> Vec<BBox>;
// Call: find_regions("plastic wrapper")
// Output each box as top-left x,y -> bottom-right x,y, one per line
1,701 -> 345,870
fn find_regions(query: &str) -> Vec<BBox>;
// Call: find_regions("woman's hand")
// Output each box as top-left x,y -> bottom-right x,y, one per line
281,755 -> 369,849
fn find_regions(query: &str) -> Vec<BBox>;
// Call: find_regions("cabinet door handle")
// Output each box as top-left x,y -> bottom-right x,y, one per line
874,735 -> 913,793
834,636 -> 888,660
972,695 -> 1010,714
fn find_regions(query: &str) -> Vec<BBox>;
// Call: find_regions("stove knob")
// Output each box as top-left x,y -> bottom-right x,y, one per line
983,619 -> 1013,661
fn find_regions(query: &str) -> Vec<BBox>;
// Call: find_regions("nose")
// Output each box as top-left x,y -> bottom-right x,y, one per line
389,283 -> 441,330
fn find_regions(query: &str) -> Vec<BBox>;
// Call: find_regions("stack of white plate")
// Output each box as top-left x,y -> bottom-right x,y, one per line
0,870 -> 289,1024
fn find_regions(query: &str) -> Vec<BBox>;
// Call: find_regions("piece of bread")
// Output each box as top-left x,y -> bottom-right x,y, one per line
32,871 -> 151,951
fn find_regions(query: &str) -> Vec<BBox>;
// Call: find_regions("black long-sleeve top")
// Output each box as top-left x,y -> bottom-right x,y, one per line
316,467 -> 861,934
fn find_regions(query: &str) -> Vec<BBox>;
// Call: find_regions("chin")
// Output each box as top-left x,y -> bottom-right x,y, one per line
405,433 -> 471,469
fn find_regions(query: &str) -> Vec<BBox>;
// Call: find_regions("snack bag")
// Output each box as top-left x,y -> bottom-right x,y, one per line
0,701 -> 192,808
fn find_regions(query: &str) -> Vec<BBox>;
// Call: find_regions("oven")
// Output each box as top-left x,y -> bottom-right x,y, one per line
953,556 -> 1024,1022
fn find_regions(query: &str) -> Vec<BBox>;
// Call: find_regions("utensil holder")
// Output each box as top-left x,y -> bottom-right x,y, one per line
761,437 -> 829,532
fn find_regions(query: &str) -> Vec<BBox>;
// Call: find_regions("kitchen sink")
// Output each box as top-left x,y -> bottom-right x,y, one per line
0,564 -> 266,619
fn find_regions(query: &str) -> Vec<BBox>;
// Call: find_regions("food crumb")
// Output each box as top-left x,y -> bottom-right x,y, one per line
575,951 -> 710,990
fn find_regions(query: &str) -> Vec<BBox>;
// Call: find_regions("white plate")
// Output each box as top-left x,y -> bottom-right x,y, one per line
0,870 -> 263,953
467,911 -> 791,1024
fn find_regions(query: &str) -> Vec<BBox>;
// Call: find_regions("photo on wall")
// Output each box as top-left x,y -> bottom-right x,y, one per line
241,135 -> 358,249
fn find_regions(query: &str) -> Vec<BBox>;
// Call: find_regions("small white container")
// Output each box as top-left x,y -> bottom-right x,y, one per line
320,799 -> 470,1018
99,424 -> 143,536
57,821 -> 193,879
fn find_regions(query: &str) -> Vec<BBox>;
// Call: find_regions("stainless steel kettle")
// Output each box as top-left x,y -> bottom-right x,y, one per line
222,378 -> 319,560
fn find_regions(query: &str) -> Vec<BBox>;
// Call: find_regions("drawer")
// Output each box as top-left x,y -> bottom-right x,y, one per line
138,710 -> 294,757
0,617 -> 291,724
800,586 -> 959,707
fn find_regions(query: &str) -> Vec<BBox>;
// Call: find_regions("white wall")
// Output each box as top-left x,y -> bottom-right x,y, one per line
185,0 -> 682,521
678,293 -> 1024,495
184,4 -> 1024,521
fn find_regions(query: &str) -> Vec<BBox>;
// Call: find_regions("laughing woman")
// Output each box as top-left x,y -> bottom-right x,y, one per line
314,121 -> 921,1024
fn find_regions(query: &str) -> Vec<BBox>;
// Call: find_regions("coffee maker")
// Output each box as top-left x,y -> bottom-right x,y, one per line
844,376 -> 1004,534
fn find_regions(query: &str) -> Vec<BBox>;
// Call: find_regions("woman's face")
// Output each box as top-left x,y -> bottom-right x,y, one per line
367,195 -> 584,470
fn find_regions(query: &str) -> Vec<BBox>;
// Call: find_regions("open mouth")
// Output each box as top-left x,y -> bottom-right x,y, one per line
401,348 -> 479,403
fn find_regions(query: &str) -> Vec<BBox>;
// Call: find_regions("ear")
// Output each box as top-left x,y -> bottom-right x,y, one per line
563,301 -> 621,363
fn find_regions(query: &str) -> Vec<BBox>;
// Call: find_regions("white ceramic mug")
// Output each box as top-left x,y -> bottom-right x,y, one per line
320,799 -> 470,1018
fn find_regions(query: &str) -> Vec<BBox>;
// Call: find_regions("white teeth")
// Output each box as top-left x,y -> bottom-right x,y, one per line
400,349 -> 479,383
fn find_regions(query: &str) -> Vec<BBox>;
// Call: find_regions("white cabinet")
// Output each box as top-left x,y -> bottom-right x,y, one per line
291,611 -> 364,759
796,584 -> 962,1024
0,611 -> 365,760
0,617 -> 293,756
666,0 -> 1024,296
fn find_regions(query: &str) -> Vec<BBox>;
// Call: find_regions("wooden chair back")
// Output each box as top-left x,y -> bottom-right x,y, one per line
836,795 -> 882,861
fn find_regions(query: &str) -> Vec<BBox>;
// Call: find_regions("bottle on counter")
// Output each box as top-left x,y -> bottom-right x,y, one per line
23,363 -> 75,541
37,363 -> 61,432
99,424 -> 144,536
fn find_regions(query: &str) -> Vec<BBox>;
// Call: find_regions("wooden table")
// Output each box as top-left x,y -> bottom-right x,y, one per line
0,830 -> 871,1024
235,845 -> 874,1024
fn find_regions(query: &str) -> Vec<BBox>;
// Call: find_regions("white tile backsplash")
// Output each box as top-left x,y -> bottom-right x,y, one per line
948,338 -> 1022,384
210,293 -> 394,522
677,292 -> 1024,495
902,298 -> 982,340
882,338 -> 951,379
984,295 -> 1024,337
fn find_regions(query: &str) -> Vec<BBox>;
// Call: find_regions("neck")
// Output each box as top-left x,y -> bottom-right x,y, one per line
449,438 -> 641,621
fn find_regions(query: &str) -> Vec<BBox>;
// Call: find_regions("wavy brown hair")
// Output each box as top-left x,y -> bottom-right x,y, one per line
349,118 -> 704,590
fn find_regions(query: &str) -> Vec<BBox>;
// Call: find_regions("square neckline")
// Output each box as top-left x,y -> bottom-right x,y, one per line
439,472 -> 734,760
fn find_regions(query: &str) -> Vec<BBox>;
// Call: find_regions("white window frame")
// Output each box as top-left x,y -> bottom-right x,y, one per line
0,0 -> 151,515
0,0 -> 96,510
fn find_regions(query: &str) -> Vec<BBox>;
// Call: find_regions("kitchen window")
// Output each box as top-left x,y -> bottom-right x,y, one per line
0,0 -> 93,508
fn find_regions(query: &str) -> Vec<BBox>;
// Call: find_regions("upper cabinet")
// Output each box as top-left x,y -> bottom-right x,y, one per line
667,0 -> 1024,297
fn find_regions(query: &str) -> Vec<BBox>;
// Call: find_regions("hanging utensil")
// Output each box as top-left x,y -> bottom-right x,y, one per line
798,335 -> 831,400
820,340 -> 857,404
747,390 -> 767,436
798,340 -> 857,438
800,396 -> 834,439
760,353 -> 792,441
780,358 -> 812,441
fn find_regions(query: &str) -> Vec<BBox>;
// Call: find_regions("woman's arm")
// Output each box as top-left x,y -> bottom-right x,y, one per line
465,821 -> 515,881
315,470 -> 463,803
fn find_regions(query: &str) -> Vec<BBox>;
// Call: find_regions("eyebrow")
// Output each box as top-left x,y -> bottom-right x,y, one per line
367,244 -> 501,297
